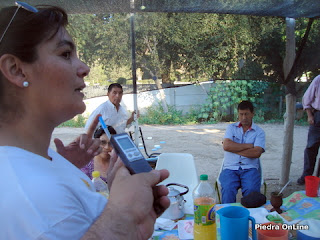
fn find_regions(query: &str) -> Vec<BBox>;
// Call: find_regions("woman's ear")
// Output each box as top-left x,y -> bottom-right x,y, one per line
0,54 -> 27,88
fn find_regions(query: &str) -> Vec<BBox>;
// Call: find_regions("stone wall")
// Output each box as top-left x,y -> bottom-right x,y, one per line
83,81 -> 308,119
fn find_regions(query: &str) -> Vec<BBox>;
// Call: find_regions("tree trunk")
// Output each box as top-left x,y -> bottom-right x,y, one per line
281,94 -> 296,184
281,18 -> 296,185
143,67 -> 169,113
161,73 -> 170,83
161,59 -> 171,83
155,78 -> 168,113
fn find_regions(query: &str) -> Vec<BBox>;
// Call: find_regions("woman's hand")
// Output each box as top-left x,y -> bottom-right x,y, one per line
55,114 -> 101,168
82,167 -> 170,240
106,168 -> 170,239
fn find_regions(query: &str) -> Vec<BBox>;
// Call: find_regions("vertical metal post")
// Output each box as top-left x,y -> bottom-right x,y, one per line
130,0 -> 140,145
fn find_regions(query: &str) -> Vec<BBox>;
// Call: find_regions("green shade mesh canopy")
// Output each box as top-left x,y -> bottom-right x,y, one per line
0,0 -> 319,18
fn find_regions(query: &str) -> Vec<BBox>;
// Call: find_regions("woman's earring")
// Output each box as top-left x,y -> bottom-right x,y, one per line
23,81 -> 29,87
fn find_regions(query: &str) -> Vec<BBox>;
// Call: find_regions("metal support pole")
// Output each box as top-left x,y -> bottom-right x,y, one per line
130,0 -> 140,145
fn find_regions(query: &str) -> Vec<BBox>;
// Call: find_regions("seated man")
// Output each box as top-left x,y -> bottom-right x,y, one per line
219,100 -> 265,203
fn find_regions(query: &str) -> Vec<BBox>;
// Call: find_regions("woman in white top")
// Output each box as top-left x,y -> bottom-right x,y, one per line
0,3 -> 169,240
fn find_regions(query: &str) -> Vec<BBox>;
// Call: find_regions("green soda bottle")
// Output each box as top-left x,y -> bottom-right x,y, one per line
193,174 -> 217,240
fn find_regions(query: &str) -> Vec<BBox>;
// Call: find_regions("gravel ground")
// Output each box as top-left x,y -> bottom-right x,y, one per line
51,123 -> 316,200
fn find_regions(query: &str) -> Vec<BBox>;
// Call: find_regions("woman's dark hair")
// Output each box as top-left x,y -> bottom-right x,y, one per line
94,126 -> 117,139
0,5 -> 68,62
0,5 -> 68,123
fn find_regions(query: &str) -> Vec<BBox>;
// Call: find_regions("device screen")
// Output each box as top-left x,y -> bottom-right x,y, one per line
118,137 -> 135,150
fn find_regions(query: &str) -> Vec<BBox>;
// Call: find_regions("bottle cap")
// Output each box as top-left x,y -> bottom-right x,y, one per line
92,171 -> 101,178
200,174 -> 208,180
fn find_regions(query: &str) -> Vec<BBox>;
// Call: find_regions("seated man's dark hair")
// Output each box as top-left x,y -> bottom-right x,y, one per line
238,100 -> 254,113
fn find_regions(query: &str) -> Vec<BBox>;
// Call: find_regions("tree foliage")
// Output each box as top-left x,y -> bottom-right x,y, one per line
67,13 -> 320,89
68,13 -> 131,81
198,80 -> 270,122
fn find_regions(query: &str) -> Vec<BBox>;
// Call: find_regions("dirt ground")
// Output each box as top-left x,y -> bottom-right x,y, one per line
51,123 -> 318,200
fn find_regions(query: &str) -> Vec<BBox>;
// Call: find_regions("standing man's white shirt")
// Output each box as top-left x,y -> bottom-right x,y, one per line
85,100 -> 128,134
85,84 -> 136,134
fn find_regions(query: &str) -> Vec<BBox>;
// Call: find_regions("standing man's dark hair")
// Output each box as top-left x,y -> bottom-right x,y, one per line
238,100 -> 254,113
108,83 -> 123,93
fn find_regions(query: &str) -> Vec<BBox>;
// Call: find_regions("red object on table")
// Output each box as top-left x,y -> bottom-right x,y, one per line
305,176 -> 320,197
257,222 -> 288,240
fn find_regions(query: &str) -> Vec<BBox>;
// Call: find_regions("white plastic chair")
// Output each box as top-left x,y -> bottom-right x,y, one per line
214,158 -> 267,203
155,153 -> 199,214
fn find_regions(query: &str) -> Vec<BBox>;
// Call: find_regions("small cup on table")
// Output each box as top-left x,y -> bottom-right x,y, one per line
270,192 -> 283,214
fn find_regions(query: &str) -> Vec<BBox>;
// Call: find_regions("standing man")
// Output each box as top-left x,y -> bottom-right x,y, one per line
85,83 -> 136,134
220,100 -> 265,203
297,75 -> 320,185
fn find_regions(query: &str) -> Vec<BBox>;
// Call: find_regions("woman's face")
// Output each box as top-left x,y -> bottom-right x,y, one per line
23,27 -> 90,125
99,133 -> 113,159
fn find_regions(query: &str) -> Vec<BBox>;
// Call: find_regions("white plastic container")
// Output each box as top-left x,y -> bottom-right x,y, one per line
297,219 -> 320,240
92,171 -> 109,199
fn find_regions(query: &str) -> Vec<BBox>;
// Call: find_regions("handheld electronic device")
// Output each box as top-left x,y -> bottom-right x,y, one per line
98,116 -> 152,174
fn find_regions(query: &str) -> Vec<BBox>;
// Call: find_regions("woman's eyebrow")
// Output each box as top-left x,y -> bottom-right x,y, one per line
57,39 -> 75,50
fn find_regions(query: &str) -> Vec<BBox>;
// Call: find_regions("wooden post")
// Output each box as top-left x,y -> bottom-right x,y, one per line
281,18 -> 296,185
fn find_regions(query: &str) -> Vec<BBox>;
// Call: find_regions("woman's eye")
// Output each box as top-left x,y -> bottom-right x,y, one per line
61,51 -> 71,59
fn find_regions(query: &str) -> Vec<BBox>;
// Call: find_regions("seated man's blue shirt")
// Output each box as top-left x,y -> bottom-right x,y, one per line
223,121 -> 265,170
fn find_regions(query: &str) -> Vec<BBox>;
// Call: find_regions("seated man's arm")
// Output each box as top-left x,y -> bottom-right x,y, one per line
236,146 -> 264,158
223,128 -> 265,159
223,138 -> 254,153
230,129 -> 265,158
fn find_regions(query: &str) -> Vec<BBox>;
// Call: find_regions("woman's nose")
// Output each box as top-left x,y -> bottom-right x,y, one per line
102,143 -> 112,150
102,144 -> 109,150
78,60 -> 90,78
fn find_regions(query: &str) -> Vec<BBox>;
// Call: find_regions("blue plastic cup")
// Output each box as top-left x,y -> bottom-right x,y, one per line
217,206 -> 257,240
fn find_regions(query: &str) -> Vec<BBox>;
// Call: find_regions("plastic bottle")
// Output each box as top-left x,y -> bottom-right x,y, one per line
92,171 -> 109,199
193,174 -> 217,240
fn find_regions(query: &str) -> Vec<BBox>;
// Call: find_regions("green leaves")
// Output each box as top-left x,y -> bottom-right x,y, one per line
139,103 -> 198,125
68,13 -> 131,82
66,12 -> 320,91
198,80 -> 269,122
